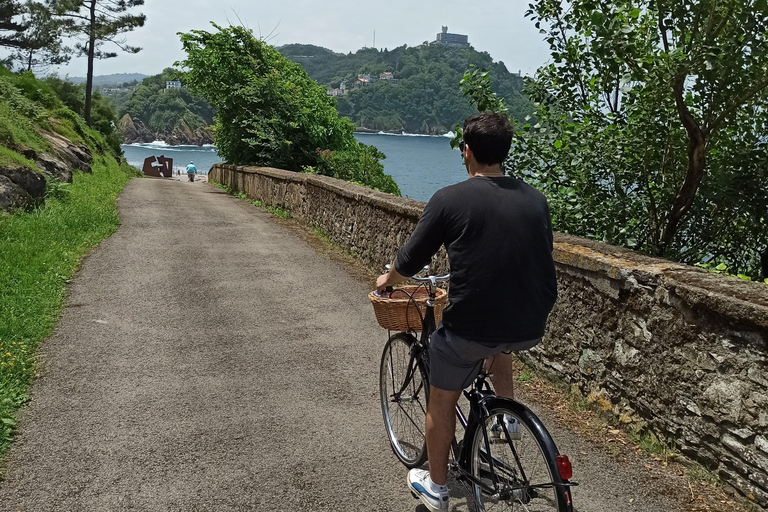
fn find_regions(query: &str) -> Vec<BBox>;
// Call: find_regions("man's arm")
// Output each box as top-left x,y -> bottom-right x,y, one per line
375,192 -> 446,293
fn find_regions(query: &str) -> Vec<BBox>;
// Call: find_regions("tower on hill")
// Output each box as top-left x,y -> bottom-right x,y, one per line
433,26 -> 470,48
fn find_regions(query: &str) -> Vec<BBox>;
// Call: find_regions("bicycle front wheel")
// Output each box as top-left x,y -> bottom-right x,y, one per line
469,398 -> 571,512
379,332 -> 429,468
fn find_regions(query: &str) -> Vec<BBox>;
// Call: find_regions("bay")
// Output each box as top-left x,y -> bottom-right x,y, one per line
122,142 -> 220,176
121,133 -> 467,202
352,132 -> 467,202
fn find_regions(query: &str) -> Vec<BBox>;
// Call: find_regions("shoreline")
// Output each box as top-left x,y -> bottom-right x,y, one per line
122,128 -> 456,149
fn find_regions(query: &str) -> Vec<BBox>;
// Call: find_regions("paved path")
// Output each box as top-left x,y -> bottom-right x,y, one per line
0,178 -> 689,511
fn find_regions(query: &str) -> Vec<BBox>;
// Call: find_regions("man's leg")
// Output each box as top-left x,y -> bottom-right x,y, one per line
425,386 -> 462,485
486,353 -> 515,400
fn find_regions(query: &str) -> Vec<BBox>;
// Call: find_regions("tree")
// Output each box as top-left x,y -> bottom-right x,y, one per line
467,0 -> 768,279
176,23 -> 399,195
48,0 -> 145,125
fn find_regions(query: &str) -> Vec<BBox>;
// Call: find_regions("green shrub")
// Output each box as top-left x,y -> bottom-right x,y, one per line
316,142 -> 400,195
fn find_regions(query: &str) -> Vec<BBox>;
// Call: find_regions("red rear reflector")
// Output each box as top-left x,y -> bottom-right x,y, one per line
557,455 -> 572,480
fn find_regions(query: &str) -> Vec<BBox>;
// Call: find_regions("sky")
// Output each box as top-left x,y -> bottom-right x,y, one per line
43,0 -> 552,79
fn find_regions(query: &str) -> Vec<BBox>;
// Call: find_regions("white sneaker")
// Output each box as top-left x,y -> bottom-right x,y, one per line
490,415 -> 522,441
407,468 -> 449,511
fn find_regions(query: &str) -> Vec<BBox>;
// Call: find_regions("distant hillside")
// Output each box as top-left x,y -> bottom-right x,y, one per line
117,69 -> 215,145
67,73 -> 148,87
277,43 -> 533,134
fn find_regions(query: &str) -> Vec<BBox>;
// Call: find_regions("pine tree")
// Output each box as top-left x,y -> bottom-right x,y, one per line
8,1 -> 70,72
0,0 -> 29,49
49,0 -> 145,125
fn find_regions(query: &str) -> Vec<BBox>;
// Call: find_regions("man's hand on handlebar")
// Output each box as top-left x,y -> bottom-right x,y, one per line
376,264 -> 406,294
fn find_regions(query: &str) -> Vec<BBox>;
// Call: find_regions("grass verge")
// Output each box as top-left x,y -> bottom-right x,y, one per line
0,156 -> 140,458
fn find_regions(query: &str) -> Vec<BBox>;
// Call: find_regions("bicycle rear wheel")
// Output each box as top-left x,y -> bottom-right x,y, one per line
379,332 -> 429,468
468,398 -> 571,512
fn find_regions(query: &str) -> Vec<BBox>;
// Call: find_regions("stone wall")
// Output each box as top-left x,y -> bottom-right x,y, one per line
210,163 -> 768,507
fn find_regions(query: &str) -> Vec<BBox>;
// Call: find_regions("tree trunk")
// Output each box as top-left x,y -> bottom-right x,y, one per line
659,75 -> 708,254
659,134 -> 707,253
83,0 -> 96,126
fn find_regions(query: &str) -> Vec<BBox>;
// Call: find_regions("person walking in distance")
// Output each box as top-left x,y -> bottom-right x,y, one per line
376,112 -> 558,511
186,161 -> 197,182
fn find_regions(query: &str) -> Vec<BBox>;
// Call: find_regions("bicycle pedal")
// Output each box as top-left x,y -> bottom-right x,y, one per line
410,490 -> 420,500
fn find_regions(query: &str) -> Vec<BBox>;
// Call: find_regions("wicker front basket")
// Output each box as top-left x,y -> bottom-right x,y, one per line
368,286 -> 448,332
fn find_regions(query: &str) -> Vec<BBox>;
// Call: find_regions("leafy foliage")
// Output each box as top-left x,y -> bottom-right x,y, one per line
462,0 -> 768,280
44,76 -> 121,154
0,65 -> 121,159
279,43 -> 533,134
176,24 -> 399,195
316,143 -> 400,195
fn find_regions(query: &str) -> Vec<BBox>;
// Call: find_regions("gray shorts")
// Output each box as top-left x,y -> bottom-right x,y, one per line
428,324 -> 540,391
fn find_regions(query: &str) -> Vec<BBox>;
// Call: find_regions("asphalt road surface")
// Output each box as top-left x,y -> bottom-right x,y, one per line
0,178 -> 688,511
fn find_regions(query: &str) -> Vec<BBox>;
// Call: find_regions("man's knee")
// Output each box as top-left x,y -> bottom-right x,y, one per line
428,387 -> 462,414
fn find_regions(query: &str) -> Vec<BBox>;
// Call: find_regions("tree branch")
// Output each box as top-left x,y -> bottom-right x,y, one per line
705,73 -> 768,136
658,7 -> 670,52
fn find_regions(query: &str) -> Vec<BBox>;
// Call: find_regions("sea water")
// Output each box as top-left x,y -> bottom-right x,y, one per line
121,133 -> 467,202
122,142 -> 220,177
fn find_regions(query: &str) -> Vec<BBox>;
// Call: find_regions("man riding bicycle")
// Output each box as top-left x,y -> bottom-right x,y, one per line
376,112 -> 558,511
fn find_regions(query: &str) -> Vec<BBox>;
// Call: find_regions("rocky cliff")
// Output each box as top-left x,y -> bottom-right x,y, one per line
0,131 -> 93,212
118,114 -> 214,146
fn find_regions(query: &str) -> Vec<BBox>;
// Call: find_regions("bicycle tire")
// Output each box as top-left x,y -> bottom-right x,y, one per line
466,398 -> 571,512
379,332 -> 429,468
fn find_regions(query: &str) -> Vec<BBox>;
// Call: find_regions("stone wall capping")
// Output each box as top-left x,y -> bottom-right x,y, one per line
210,163 -> 768,508
554,234 -> 768,330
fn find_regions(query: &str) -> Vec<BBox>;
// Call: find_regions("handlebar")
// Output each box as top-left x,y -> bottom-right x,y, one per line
379,264 -> 450,296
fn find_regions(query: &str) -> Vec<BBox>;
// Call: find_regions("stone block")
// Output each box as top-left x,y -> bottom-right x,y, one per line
757,435 -> 768,454
703,378 -> 749,422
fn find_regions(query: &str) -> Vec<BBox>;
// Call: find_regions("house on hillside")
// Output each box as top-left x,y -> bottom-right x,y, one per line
379,71 -> 399,83
433,26 -> 470,48
326,88 -> 345,97
166,80 -> 182,89
357,74 -> 376,86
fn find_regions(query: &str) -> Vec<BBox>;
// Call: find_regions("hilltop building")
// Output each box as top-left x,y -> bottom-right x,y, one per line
433,26 -> 469,48
166,80 -> 182,89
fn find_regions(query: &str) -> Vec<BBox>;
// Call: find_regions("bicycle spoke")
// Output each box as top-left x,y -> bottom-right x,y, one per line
470,404 -> 564,512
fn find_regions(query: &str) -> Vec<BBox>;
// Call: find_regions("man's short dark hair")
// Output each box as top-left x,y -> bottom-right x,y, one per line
462,112 -> 513,166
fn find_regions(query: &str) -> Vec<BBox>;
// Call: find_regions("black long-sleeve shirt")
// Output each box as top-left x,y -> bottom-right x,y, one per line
394,176 -> 557,345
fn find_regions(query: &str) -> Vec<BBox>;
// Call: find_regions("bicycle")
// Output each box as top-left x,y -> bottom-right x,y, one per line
373,267 -> 576,511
